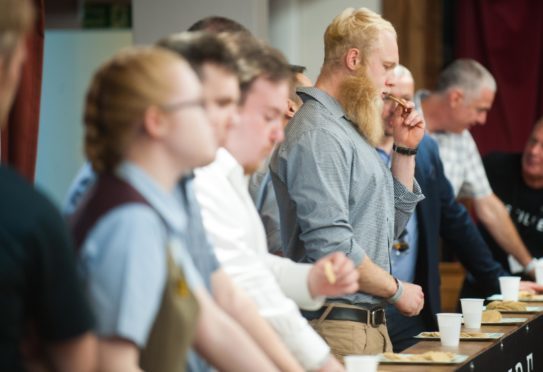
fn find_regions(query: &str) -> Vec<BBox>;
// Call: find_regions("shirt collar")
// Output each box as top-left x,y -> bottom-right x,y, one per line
297,86 -> 346,119
116,161 -> 186,234
214,148 -> 246,182
375,147 -> 391,166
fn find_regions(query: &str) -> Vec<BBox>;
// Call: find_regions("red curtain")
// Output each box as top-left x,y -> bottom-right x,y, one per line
0,0 -> 44,182
456,0 -> 543,155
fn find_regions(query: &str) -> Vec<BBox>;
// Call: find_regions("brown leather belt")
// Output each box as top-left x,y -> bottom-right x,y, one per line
303,303 -> 386,327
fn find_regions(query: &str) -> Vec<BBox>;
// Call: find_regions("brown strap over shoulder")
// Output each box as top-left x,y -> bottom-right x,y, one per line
69,173 -> 150,249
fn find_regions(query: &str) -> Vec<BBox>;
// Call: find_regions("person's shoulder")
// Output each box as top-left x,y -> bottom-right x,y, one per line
0,167 -> 80,269
289,99 -> 334,131
83,203 -> 167,270
92,203 -> 165,240
419,134 -> 439,151
288,91 -> 344,134
0,166 -> 65,226
416,134 -> 440,160
0,165 -> 41,201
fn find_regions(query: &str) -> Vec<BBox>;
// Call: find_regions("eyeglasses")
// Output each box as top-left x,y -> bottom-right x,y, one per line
392,229 -> 409,254
160,98 -> 206,113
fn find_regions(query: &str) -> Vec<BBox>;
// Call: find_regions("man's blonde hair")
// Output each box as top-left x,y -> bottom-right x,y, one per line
323,7 -> 396,68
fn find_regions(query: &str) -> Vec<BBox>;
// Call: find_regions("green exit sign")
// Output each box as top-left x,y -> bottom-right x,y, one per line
83,3 -> 132,29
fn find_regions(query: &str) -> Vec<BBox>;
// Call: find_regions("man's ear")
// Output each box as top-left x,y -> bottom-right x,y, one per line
344,48 -> 361,72
286,99 -> 297,119
142,105 -> 166,138
448,88 -> 464,108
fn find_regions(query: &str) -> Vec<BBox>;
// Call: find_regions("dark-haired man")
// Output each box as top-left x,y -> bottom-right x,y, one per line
188,15 -> 250,34
248,64 -> 312,255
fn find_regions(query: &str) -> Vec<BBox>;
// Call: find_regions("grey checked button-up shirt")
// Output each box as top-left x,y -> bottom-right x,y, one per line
270,87 -> 425,305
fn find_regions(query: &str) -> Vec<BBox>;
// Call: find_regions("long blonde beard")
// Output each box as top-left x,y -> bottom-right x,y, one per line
337,68 -> 383,146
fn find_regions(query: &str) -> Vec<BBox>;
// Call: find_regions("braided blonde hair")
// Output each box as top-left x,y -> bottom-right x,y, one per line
84,46 -> 184,173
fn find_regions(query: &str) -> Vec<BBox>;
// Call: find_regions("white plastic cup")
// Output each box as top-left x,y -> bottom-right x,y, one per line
499,276 -> 521,301
436,313 -> 462,347
460,298 -> 484,329
535,261 -> 543,285
344,355 -> 379,372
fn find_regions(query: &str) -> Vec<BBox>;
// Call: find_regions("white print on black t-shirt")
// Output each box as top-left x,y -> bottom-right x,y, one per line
506,204 -> 543,232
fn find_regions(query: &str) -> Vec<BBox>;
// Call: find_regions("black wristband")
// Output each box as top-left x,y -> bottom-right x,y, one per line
392,144 -> 418,156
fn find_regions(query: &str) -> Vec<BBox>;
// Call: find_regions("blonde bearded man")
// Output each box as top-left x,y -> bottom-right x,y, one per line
270,8 -> 426,358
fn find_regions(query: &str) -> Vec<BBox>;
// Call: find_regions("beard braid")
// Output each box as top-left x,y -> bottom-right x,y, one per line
337,68 -> 383,146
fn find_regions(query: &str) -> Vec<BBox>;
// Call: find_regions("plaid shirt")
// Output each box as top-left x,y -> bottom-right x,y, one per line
270,87 -> 424,305
415,90 -> 493,199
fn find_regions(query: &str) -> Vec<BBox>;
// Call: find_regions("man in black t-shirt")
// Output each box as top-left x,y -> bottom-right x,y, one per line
0,1 -> 95,371
480,117 -> 543,275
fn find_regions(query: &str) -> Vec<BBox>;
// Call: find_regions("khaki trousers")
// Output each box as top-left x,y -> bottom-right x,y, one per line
308,305 -> 392,363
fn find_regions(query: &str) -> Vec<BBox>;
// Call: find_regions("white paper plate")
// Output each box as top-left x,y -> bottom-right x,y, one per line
414,332 -> 504,341
487,294 -> 543,302
483,305 -> 543,313
462,317 -> 527,325
378,353 -> 468,365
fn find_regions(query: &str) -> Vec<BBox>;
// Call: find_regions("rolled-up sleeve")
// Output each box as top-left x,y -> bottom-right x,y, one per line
392,177 -> 425,238
284,130 -> 366,266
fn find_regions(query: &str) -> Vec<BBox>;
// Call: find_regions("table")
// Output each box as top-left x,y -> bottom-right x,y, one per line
380,306 -> 542,372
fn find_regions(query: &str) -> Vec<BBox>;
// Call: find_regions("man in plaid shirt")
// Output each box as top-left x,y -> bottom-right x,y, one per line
415,59 -> 539,281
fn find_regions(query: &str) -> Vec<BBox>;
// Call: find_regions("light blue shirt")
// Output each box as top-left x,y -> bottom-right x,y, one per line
79,162 -> 203,347
376,148 -> 419,283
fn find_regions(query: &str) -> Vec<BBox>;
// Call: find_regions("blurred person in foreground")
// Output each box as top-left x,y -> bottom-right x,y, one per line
65,30 -> 298,372
70,46 -> 278,372
0,0 -> 95,371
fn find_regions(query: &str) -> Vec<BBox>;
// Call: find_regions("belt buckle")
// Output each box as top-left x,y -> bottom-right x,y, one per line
370,308 -> 385,327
